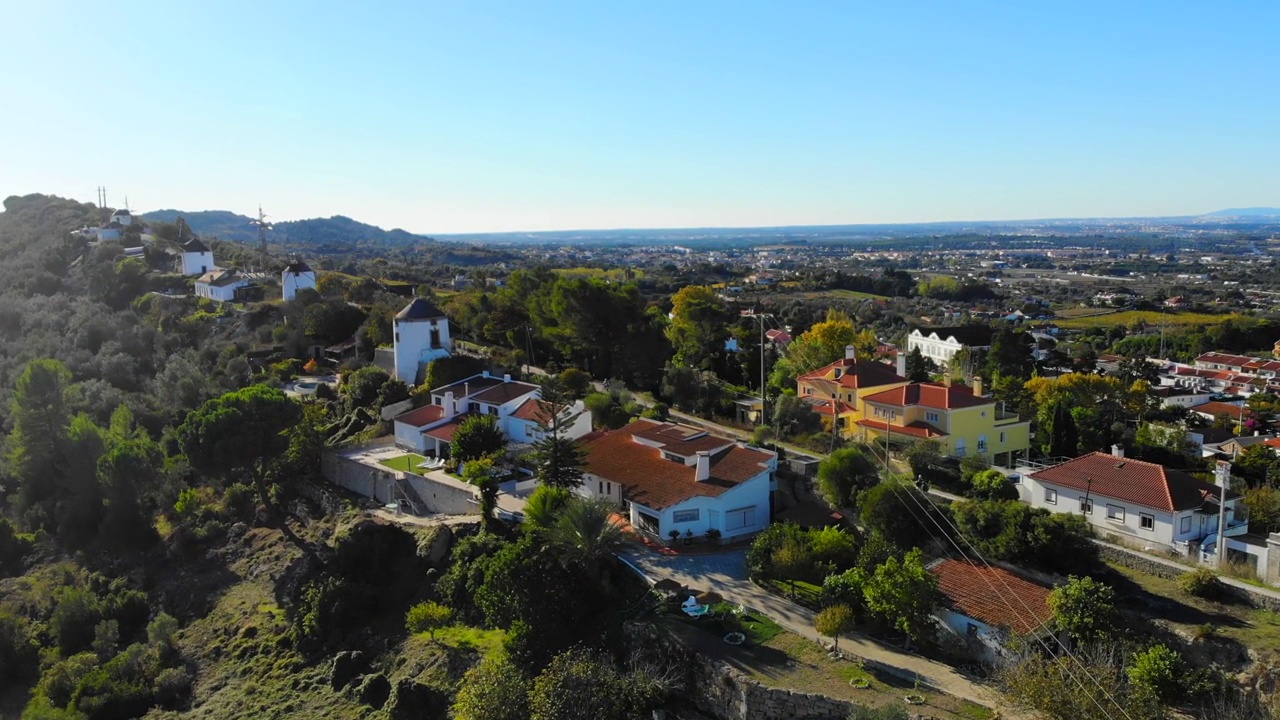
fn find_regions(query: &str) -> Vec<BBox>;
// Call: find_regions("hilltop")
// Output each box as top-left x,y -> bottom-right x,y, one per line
1205,207 -> 1280,218
143,209 -> 436,248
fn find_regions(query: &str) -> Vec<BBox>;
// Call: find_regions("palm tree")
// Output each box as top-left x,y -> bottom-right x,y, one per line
552,497 -> 626,563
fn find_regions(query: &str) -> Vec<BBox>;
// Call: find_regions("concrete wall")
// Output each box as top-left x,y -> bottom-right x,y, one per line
404,472 -> 479,515
323,453 -> 397,504
323,452 -> 479,515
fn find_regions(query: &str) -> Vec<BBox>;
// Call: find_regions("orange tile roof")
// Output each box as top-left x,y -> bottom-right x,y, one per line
582,419 -> 775,510
1190,401 -> 1249,420
797,358 -> 906,390
471,381 -> 540,405
862,382 -> 992,410
930,559 -> 1053,635
394,404 -> 445,427
855,418 -> 947,439
1028,452 -> 1237,512
510,397 -> 552,423
805,397 -> 857,416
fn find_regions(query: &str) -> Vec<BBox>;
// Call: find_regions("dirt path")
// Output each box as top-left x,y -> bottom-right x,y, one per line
621,546 -> 1029,718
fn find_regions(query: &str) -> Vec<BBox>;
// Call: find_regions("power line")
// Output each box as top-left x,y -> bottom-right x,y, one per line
889,483 -> 1138,720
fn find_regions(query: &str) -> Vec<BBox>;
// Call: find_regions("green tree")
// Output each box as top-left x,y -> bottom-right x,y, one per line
532,379 -> 587,489
525,485 -> 573,528
904,347 -> 935,383
7,359 -> 75,525
552,497 -> 625,564
342,366 -> 391,410
986,327 -> 1035,380
772,393 -> 822,437
816,446 -> 880,508
302,300 -> 367,344
1234,443 -> 1279,486
176,385 -> 302,519
1049,575 -> 1116,644
967,468 -> 1017,500
746,522 -> 808,578
902,439 -> 942,478
814,604 -> 856,654
527,648 -> 669,720
858,483 -> 930,549
862,548 -> 937,647
665,285 -> 730,369
558,367 -> 592,399
451,656 -> 530,720
405,601 -> 454,640
1039,399 -> 1079,458
451,414 -> 506,461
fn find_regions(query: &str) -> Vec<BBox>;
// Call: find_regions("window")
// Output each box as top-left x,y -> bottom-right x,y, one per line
999,431 -> 1006,444
926,411 -> 940,423
955,439 -> 966,457
1106,504 -> 1125,522
598,481 -> 604,495
1140,513 -> 1155,531
977,436 -> 987,453
394,332 -> 400,343
672,509 -> 700,523
1079,496 -> 1093,514
430,328 -> 442,349
1180,515 -> 1192,534
966,623 -> 979,637
663,452 -> 683,463
1045,488 -> 1057,505
725,506 -> 756,531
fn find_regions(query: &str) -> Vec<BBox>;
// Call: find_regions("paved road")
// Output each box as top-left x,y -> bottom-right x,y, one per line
621,546 -> 1023,717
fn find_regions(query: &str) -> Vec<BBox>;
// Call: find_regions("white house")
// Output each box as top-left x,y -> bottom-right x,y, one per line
1023,450 -> 1245,560
96,221 -> 123,242
110,208 -> 134,227
194,268 -> 251,302
580,419 -> 777,542
281,259 -> 317,301
393,297 -> 453,384
907,326 -> 995,366
929,559 -> 1054,663
391,372 -> 592,456
179,238 -> 214,276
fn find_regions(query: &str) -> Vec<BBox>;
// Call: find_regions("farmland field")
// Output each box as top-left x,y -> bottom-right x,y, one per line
1054,310 -> 1237,329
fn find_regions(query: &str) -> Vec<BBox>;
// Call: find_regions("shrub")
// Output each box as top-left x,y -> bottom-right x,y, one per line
1178,567 -> 1224,599
0,518 -> 35,577
967,469 -> 1017,501
0,611 -> 40,684
406,601 -> 454,640
1126,644 -> 1181,703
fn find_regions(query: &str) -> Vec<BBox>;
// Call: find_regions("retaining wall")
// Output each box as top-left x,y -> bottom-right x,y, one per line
322,452 -> 478,515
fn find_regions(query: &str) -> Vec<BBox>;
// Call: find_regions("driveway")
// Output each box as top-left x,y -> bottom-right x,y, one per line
621,546 -> 1023,717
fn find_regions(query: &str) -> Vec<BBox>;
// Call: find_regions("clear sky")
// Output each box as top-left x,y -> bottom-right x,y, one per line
2,1 -> 1277,233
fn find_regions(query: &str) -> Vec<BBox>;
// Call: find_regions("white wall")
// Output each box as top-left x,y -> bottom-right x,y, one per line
195,281 -> 244,302
618,468 -> 773,541
282,270 -> 317,301
394,420 -> 429,453
393,317 -> 452,383
934,609 -> 1007,663
907,332 -> 963,364
1025,477 -> 1178,547
181,251 -> 214,276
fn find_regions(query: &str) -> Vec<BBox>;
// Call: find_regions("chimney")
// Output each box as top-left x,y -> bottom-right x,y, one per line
845,345 -> 856,361
1215,460 -> 1231,488
943,374 -> 952,388
695,451 -> 711,482
482,370 -> 490,379
443,391 -> 455,419
1111,444 -> 1124,458
896,352 -> 907,378
972,376 -> 984,397
503,373 -> 512,383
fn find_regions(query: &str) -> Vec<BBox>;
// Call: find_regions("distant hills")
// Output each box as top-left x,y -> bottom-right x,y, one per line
1204,207 -> 1280,218
142,209 -> 436,247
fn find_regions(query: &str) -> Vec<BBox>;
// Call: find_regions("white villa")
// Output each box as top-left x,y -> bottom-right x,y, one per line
580,419 -> 777,542
906,326 -> 995,366
391,372 -> 592,456
194,268 -> 251,302
1022,450 -> 1247,563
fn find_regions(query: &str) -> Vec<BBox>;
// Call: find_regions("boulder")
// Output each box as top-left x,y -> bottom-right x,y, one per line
356,672 -> 391,709
386,678 -> 447,720
329,650 -> 366,690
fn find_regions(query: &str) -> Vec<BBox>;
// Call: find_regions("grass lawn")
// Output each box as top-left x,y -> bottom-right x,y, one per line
1105,562 -> 1280,660
378,453 -> 429,473
1054,310 -> 1239,329
816,289 -> 891,301
661,618 -> 991,720
418,624 -> 506,657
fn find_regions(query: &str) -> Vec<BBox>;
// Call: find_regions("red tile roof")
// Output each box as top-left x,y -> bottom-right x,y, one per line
805,397 -> 857,417
423,413 -> 472,442
855,418 -> 948,439
394,404 -> 445,428
510,397 -> 552,424
1190,401 -> 1249,420
471,381 -> 540,405
930,559 -> 1053,636
582,419 -> 775,510
1028,452 -> 1237,512
861,382 -> 992,410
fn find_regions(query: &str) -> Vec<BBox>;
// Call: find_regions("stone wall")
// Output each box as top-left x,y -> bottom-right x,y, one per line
322,452 -> 479,515
1099,541 -> 1280,611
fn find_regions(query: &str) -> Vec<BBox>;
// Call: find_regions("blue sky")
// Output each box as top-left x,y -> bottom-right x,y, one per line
2,1 -> 1276,233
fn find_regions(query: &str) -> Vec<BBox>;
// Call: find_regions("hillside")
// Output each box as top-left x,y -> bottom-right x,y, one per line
143,210 -> 437,248
1205,207 -> 1280,217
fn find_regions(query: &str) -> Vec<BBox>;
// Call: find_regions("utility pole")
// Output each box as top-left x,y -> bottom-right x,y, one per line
1216,460 -> 1231,570
250,205 -> 273,272
743,310 -> 775,427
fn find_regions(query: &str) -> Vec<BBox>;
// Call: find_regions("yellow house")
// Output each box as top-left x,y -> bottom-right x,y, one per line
855,378 -> 1031,467
795,349 -> 909,436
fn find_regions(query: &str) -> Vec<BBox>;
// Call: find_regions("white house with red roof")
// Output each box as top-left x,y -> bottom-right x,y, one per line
1024,451 -> 1245,559
580,419 -> 777,541
392,371 -> 591,455
928,559 -> 1054,662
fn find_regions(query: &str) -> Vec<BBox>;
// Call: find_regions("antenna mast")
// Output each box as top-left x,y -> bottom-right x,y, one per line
250,205 -> 273,271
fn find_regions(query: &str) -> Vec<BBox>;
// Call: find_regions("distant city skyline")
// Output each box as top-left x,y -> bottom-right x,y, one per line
2,2 -> 1277,234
